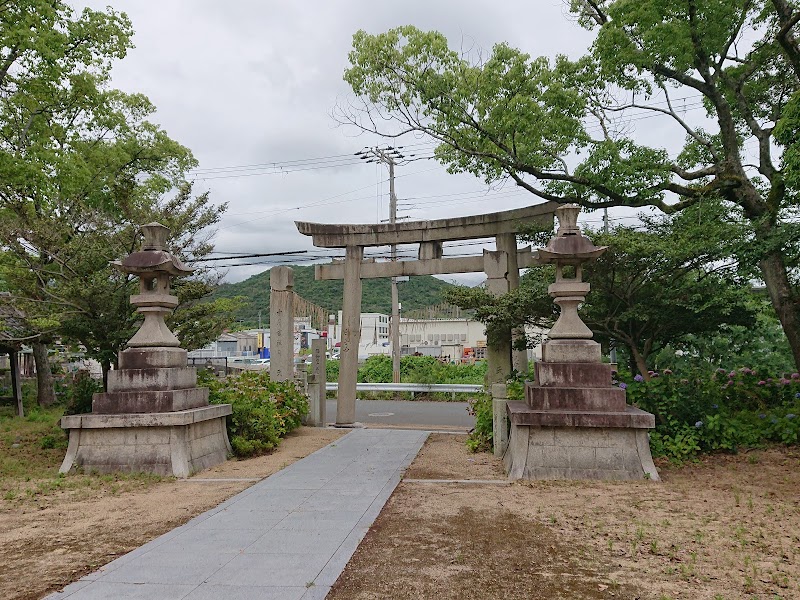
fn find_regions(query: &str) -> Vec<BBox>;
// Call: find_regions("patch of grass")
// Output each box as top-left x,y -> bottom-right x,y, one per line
0,407 -> 167,505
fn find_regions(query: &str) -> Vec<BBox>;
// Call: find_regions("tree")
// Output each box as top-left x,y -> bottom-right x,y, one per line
341,2 -> 800,368
579,210 -> 754,378
445,204 -> 754,379
3,184 -> 236,388
0,3 -> 228,394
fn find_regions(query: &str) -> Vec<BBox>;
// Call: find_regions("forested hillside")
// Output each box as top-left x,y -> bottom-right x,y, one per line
210,265 -> 454,327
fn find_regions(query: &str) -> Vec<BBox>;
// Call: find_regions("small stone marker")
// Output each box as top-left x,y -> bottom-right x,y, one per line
306,338 -> 327,426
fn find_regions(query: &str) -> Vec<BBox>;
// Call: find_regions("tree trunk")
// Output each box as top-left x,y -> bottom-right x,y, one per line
629,344 -> 650,381
10,349 -> 24,417
32,341 -> 56,407
101,359 -> 111,391
758,251 -> 800,372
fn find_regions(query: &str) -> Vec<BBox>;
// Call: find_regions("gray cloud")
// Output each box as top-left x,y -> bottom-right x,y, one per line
73,0 -> 682,285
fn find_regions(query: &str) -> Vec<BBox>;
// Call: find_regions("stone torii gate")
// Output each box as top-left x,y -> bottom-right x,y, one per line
296,201 -> 557,426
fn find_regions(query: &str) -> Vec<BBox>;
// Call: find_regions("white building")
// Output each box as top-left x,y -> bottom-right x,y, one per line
327,311 -> 545,362
400,318 -> 487,360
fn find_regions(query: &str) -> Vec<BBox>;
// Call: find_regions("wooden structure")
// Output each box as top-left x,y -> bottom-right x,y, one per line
0,293 -> 26,417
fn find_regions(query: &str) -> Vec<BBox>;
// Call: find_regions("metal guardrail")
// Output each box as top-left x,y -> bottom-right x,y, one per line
326,382 -> 483,394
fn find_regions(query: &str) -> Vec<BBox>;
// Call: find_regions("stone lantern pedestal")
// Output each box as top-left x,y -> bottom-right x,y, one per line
60,223 -> 232,477
504,206 -> 659,481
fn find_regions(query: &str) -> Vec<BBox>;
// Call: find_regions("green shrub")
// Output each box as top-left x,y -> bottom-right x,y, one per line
466,392 -> 493,452
326,359 -> 340,382
624,368 -> 800,463
358,355 -> 393,382
354,354 -> 487,386
63,372 -> 103,415
201,370 -> 308,458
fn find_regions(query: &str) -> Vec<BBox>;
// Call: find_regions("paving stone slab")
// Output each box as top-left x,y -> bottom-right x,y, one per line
45,428 -> 429,600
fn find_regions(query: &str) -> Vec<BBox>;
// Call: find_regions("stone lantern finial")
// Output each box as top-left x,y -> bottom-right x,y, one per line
141,222 -> 171,251
555,204 -> 581,236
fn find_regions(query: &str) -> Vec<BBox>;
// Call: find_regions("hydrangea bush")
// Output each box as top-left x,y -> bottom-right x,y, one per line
200,370 -> 308,457
621,368 -> 800,462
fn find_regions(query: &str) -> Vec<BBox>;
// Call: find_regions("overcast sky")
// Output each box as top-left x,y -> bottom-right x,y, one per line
74,0 -> 676,284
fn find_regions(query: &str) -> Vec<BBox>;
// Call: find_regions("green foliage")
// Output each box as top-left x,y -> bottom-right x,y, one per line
326,359 -> 340,383
448,206 -> 754,375
210,265 -> 454,327
624,368 -> 800,463
358,355 -> 393,383
465,392 -> 493,453
63,372 -> 103,415
201,370 -> 308,458
0,4 -> 229,380
651,295 -> 795,375
355,354 -> 487,385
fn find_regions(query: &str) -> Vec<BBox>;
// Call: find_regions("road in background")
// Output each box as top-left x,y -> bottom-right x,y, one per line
324,399 -> 474,429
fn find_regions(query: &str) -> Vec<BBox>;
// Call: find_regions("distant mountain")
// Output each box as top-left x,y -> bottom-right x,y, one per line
210,264 -> 456,327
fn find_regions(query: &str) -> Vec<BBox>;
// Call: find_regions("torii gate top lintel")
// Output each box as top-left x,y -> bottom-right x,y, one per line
295,201 -> 558,248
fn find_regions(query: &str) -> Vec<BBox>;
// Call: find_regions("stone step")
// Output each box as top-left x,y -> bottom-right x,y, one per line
534,362 -> 614,388
118,347 -> 188,369
508,400 -> 655,429
107,367 -> 198,393
526,384 -> 627,412
92,387 -> 209,414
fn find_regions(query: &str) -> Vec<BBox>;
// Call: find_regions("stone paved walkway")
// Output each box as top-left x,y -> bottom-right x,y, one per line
46,428 -> 429,600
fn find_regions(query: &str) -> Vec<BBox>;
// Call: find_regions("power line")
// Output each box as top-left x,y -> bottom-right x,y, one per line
192,250 -> 308,262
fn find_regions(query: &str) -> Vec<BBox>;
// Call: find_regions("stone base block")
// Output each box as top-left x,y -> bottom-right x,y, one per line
118,347 -> 188,369
59,405 -> 232,478
504,402 -> 659,481
92,387 -> 209,414
107,367 -> 198,393
535,362 -> 614,388
541,339 -> 601,363
526,385 -> 627,412
509,400 -> 654,428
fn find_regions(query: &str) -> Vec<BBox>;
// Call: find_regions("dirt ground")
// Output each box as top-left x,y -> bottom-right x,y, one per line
330,434 -> 800,600
0,426 -> 344,600
4,428 -> 799,600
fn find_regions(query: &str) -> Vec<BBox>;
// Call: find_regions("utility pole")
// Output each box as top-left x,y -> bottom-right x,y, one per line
357,145 -> 404,383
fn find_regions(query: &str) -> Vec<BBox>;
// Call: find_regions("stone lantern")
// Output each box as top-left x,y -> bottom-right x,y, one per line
537,204 -> 605,345
503,205 -> 659,481
60,223 -> 232,477
115,222 -> 188,349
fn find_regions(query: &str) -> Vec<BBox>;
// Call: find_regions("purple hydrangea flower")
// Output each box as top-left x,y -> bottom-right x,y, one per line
695,420 -> 703,428
634,374 -> 644,382
787,414 -> 796,420
795,392 -> 800,399
619,382 -> 628,390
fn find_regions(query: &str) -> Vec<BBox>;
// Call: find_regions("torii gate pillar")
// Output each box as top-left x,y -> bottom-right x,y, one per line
337,246 -> 363,425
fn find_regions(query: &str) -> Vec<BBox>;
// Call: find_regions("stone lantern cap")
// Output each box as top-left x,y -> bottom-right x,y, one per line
112,223 -> 193,276
537,204 -> 606,264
